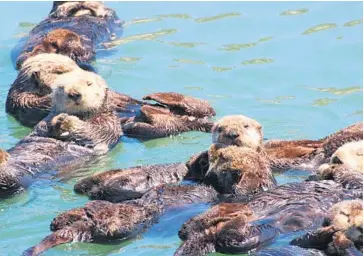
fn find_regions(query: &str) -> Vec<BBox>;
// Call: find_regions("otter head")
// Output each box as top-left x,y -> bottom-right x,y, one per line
49,1 -> 117,19
52,70 -> 107,116
330,141 -> 363,172
205,144 -> 274,195
326,200 -> 363,248
212,115 -> 263,152
16,53 -> 80,96
17,29 -> 91,68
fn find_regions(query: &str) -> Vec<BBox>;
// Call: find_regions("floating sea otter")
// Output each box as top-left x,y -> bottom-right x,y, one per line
187,116 -> 362,175
74,114 -> 272,202
23,184 -> 218,256
0,69 -> 122,196
291,200 -> 363,256
13,1 -> 122,68
6,53 -> 141,127
174,180 -> 361,256
7,53 -> 215,138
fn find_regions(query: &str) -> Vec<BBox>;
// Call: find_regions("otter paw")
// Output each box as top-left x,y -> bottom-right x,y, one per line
51,114 -> 80,137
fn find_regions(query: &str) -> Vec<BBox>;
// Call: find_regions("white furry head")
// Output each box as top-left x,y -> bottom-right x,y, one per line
330,141 -> 363,172
329,200 -> 363,230
212,115 -> 263,151
52,70 -> 107,115
19,53 -> 81,93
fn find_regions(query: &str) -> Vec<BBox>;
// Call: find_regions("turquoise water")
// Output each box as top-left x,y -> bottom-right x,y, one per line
0,1 -> 362,255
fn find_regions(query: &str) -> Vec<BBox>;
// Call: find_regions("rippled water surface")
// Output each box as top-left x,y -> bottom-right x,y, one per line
0,1 -> 362,255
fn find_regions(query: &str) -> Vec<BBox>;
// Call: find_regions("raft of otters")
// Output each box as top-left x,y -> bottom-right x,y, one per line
0,1 -> 361,256
23,115 -> 363,255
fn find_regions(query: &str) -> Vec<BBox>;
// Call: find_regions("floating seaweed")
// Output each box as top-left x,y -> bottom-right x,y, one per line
312,98 -> 337,106
280,8 -> 309,16
344,19 -> 362,27
302,23 -> 337,35
195,12 -> 241,23
241,58 -> 274,65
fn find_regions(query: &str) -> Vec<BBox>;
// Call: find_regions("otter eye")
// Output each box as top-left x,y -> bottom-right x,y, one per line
217,127 -> 223,133
87,81 -> 92,87
244,125 -> 249,128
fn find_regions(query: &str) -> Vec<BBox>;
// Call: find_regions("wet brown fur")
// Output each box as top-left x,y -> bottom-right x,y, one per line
291,200 -> 363,256
23,185 -> 218,256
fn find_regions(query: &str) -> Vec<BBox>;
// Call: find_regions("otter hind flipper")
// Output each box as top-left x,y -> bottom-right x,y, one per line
143,92 -> 216,118
22,231 -> 74,256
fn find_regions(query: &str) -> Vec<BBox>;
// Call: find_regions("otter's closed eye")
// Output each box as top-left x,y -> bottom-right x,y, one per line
244,125 -> 249,128
87,81 -> 92,86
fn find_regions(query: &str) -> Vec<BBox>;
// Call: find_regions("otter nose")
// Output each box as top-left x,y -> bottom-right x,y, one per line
68,91 -> 82,101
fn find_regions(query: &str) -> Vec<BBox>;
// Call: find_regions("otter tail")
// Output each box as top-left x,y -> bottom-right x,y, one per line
174,234 -> 215,256
22,231 -> 73,256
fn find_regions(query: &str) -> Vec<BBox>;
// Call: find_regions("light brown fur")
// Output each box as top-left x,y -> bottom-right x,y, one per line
330,141 -> 363,172
205,144 -> 276,195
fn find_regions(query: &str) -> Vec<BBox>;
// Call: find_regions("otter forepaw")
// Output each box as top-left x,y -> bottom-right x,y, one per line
50,114 -> 80,137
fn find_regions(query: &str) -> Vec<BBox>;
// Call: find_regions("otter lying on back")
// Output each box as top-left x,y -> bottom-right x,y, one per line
7,53 -> 141,127
8,54 -> 216,138
14,1 -> 122,68
0,70 -> 121,196
175,180 -> 361,256
23,184 -> 218,256
291,200 -> 363,256
75,115 -> 273,202
188,116 -> 362,174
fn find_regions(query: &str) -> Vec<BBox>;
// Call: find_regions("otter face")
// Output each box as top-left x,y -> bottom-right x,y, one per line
329,200 -> 363,230
212,115 -> 263,151
330,141 -> 363,172
18,53 -> 80,95
52,70 -> 107,115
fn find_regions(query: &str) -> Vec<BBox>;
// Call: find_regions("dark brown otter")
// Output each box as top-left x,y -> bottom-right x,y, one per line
49,1 -> 117,19
13,1 -> 122,69
291,200 -> 363,256
23,184 -> 218,256
175,180 -> 356,256
73,163 -> 189,202
122,92 -> 216,139
16,28 -> 94,69
0,70 -> 122,196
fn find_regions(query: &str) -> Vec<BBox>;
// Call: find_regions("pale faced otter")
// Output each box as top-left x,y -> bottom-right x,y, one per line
188,116 -> 362,176
7,53 -> 141,127
122,92 -> 215,139
23,185 -> 218,256
13,1 -> 122,69
291,200 -> 363,256
0,70 -> 121,196
330,140 -> 363,171
75,114 -> 268,203
175,180 -> 356,256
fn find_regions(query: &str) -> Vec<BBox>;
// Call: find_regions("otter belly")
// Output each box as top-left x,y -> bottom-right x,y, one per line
0,136 -> 96,197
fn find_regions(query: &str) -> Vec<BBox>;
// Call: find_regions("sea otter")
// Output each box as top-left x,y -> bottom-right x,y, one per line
187,116 -> 362,176
291,200 -> 363,256
175,180 -> 360,256
73,163 -> 189,202
13,1 -> 122,68
0,69 -> 121,196
23,184 -> 218,256
74,114 -> 271,202
122,92 -> 216,139
7,53 -> 141,127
